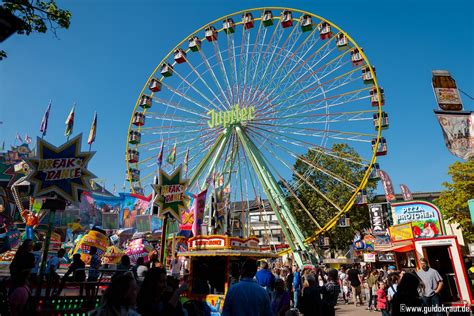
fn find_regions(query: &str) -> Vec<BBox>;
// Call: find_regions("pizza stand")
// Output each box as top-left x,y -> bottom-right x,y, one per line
178,235 -> 278,315
376,200 -> 473,306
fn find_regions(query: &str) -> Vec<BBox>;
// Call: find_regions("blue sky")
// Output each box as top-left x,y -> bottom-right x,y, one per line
0,0 -> 473,195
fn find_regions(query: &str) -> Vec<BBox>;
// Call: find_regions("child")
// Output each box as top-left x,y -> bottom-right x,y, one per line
376,281 -> 388,316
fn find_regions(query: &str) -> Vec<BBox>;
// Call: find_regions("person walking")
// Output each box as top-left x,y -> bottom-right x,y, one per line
347,263 -> 363,306
256,261 -> 276,297
322,269 -> 340,316
170,253 -> 183,280
292,266 -> 301,309
417,258 -> 444,316
137,267 -> 187,316
86,246 -> 101,301
271,278 -> 291,316
30,242 -> 42,285
91,272 -> 140,316
44,248 -> 66,297
299,273 -> 322,316
376,281 -> 388,316
222,259 -> 272,316
56,253 -> 86,296
367,269 -> 379,311
133,257 -> 148,283
391,272 -> 424,316
339,266 -> 350,304
9,239 -> 35,288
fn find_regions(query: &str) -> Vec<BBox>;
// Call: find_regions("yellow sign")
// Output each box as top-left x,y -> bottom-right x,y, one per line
207,105 -> 255,128
389,223 -> 414,242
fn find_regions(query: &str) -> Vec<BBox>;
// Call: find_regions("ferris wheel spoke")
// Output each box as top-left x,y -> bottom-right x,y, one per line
245,124 -> 370,166
144,113 -> 203,125
243,124 -> 326,229
253,47 -> 352,116
159,81 -> 214,113
197,49 -> 232,108
151,96 -> 208,118
256,86 -> 371,122
227,34 -> 239,104
246,23 -> 287,106
254,109 -> 376,125
252,31 -> 341,107
247,127 -> 344,213
249,19 -> 301,103
248,122 -> 375,143
237,25 -> 252,105
245,21 -> 281,106
254,48 -> 354,116
252,26 -> 318,106
212,41 -> 234,104
171,65 -> 227,112
263,64 -> 363,119
246,126 -> 361,190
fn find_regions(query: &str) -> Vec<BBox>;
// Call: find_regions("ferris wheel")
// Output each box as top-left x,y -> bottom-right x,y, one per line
126,7 -> 388,265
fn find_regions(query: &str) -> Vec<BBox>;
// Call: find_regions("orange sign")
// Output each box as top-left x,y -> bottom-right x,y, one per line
389,223 -> 413,242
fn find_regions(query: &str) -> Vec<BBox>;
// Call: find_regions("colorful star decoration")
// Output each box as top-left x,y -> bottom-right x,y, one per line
25,134 -> 95,203
152,164 -> 189,222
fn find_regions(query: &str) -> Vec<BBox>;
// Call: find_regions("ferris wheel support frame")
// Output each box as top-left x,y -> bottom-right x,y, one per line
235,125 -> 308,267
188,131 -> 231,190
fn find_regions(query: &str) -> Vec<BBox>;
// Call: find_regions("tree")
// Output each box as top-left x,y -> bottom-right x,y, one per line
435,159 -> 474,243
285,143 -> 377,251
1,0 -> 71,60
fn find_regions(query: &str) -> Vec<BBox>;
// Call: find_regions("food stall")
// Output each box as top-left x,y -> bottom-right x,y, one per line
178,235 -> 277,315
379,201 -> 474,306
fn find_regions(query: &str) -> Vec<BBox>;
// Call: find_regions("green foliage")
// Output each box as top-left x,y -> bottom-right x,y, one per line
435,159 -> 474,242
1,0 -> 71,59
286,143 -> 376,250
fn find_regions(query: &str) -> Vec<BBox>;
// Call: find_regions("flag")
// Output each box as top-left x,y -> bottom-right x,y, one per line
24,134 -> 32,144
1,140 -> 4,151
64,104 -> 75,137
378,170 -> 396,202
40,101 -> 51,137
157,141 -> 164,168
32,198 -> 43,214
192,189 -> 208,236
16,133 -> 23,143
183,148 -> 189,177
400,184 -> 413,201
113,184 -> 117,195
167,143 -> 176,164
434,110 -> 473,160
87,112 -> 97,145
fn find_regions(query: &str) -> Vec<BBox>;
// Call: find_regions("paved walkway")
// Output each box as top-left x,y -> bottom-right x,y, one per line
336,303 -> 374,316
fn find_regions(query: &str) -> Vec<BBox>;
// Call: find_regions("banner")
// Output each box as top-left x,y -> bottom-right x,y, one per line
192,189 -> 208,237
400,184 -> 413,201
389,223 -> 414,242
391,201 -> 444,239
378,170 -> 396,202
79,191 -> 153,228
368,204 -> 387,233
179,192 -> 195,231
136,215 -> 152,233
364,253 -> 376,263
435,110 -> 474,160
25,134 -> 95,203
102,213 -> 119,230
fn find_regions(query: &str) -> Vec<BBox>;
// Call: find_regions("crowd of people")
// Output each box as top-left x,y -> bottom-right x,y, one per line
6,239 -> 447,316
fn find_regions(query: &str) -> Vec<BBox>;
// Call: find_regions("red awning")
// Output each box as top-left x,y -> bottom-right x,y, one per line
378,240 -> 414,253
